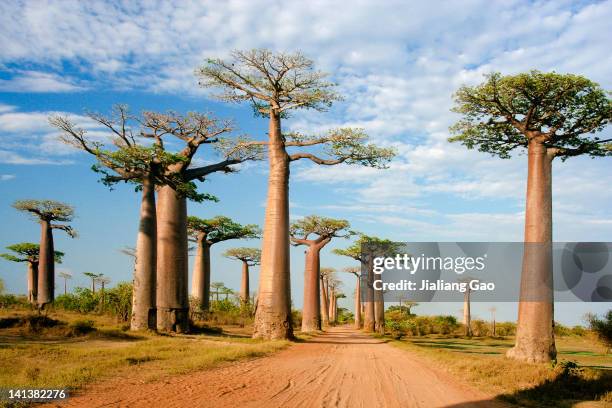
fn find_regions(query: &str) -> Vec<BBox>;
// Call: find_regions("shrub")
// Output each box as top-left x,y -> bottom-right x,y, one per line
0,294 -> 30,309
587,310 -> 612,352
471,319 -> 490,337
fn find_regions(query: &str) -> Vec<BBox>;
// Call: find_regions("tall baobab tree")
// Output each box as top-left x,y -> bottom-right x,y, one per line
319,267 -> 335,326
53,107 -> 261,332
333,234 -> 399,332
458,276 -> 474,337
449,71 -> 611,363
84,272 -> 103,293
13,200 -> 76,308
58,271 -> 72,296
223,247 -> 261,307
290,215 -> 352,332
198,49 -> 395,339
342,267 -> 361,329
1,243 -> 64,303
188,216 -> 260,311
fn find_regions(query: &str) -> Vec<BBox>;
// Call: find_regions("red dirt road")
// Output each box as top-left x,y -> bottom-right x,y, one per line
48,327 -> 508,407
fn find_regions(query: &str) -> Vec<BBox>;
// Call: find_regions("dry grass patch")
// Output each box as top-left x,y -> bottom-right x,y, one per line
392,335 -> 612,407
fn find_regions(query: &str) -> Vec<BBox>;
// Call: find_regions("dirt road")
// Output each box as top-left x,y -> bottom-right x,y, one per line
49,327 -> 508,408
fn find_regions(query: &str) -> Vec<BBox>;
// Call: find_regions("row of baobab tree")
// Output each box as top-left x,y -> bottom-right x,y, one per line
4,49 -> 611,365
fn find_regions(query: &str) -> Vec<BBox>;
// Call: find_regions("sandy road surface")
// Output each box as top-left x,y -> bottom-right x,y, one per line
45,327 -> 508,408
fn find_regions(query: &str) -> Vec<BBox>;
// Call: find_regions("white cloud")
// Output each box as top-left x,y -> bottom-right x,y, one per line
0,174 -> 15,181
0,71 -> 87,92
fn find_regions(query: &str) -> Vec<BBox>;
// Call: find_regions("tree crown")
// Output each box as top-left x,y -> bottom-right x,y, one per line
52,106 -> 263,202
1,242 -> 64,264
290,215 -> 353,246
13,200 -> 77,237
187,216 -> 260,244
223,247 -> 261,265
197,49 -> 341,115
449,71 -> 612,159
333,234 -> 400,261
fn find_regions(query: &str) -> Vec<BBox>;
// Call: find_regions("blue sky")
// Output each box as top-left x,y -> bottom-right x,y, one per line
1,0 -> 611,325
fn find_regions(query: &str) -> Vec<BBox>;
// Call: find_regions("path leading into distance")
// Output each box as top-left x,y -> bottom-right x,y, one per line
48,327 -> 509,408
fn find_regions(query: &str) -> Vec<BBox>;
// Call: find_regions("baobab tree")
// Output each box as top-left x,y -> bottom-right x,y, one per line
458,276 -> 474,337
327,278 -> 342,324
84,272 -> 103,293
319,267 -> 336,326
333,234 -> 399,332
198,49 -> 396,339
188,216 -> 260,311
290,215 -> 352,332
58,271 -> 72,296
450,71 -> 611,363
1,243 -> 64,303
13,200 -> 76,308
223,247 -> 261,307
53,107 -> 262,332
342,266 -> 361,329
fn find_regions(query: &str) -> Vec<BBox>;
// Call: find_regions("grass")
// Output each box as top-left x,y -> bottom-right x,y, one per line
391,334 -> 612,407
0,310 -> 288,398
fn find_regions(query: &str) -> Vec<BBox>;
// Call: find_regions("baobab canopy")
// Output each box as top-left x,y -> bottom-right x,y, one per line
1,243 -> 64,264
449,71 -> 612,159
223,248 -> 262,266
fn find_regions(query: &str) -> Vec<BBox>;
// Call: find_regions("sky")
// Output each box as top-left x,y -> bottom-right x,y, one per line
0,0 -> 611,325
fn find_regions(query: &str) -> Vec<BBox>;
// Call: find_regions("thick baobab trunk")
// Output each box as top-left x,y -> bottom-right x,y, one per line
354,277 -> 361,329
463,290 -> 472,336
156,185 -> 189,333
37,220 -> 54,307
374,288 -> 385,334
27,261 -> 38,304
507,141 -> 556,363
320,276 -> 330,326
240,261 -> 250,306
301,244 -> 322,332
253,111 -> 293,340
363,259 -> 376,332
131,176 -> 157,330
191,236 -> 211,311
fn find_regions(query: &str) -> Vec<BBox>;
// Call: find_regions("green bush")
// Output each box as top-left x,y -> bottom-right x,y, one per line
53,282 -> 133,322
587,310 -> 612,352
471,319 -> 490,337
0,294 -> 30,309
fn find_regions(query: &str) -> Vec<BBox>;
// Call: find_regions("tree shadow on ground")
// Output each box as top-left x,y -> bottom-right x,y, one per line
442,367 -> 612,408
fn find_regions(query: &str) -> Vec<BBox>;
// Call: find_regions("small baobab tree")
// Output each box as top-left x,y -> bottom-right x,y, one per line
333,234 -> 399,333
58,271 -> 72,295
198,49 -> 396,339
450,71 -> 611,363
210,282 -> 225,302
188,216 -> 260,312
319,267 -> 336,326
223,247 -> 261,307
53,107 -> 262,332
342,266 -> 362,329
97,276 -> 111,305
84,272 -> 103,293
327,276 -> 342,324
13,200 -> 76,308
290,215 -> 352,332
1,243 -> 64,303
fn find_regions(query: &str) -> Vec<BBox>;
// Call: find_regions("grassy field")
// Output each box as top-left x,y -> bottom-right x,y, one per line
0,310 -> 287,395
393,334 -> 612,407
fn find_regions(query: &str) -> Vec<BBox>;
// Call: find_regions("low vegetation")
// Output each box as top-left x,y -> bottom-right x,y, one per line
0,309 -> 287,396
388,320 -> 611,407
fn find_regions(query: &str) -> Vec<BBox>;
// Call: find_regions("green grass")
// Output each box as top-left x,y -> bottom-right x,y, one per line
0,310 -> 288,394
391,334 -> 612,407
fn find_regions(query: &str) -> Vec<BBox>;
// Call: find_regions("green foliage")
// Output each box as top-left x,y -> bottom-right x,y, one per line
449,71 -> 612,159
53,283 -> 133,322
336,308 -> 353,325
13,199 -> 75,222
198,49 -> 341,114
471,319 -> 490,336
223,247 -> 261,265
286,129 -> 396,168
290,215 -> 352,242
384,311 -> 464,338
0,278 -> 4,294
1,242 -> 64,264
333,233 -> 401,262
587,310 -> 612,351
187,216 -> 260,244
0,294 -> 30,309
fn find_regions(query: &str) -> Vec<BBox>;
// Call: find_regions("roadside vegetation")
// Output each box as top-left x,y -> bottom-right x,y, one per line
383,307 -> 612,407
